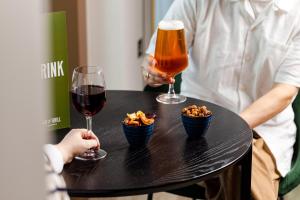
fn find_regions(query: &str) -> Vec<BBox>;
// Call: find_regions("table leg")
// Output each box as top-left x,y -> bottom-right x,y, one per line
240,146 -> 252,200
147,193 -> 153,200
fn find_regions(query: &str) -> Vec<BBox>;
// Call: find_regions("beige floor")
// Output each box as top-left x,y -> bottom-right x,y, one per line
71,192 -> 190,200
71,185 -> 300,200
284,184 -> 300,200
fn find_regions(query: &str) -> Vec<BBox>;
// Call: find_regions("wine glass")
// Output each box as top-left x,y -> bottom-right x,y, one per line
154,20 -> 188,104
71,66 -> 107,160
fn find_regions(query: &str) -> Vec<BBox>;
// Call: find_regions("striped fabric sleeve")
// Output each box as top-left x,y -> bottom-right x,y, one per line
44,153 -> 70,200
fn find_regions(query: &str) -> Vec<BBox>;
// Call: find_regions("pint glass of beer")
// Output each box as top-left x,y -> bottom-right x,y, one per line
154,20 -> 188,104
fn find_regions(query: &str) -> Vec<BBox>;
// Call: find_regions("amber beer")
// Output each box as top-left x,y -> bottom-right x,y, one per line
154,20 -> 188,77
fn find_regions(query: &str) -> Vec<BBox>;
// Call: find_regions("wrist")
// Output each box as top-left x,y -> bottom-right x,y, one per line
55,143 -> 73,164
240,112 -> 254,129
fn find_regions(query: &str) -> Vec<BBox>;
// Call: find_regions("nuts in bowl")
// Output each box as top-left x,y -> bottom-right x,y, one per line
181,105 -> 212,117
181,105 -> 213,138
122,111 -> 156,147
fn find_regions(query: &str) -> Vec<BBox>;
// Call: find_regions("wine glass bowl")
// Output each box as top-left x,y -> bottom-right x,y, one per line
154,20 -> 188,104
71,85 -> 106,117
71,66 -> 107,160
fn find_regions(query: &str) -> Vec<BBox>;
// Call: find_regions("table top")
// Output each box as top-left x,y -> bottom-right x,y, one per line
56,90 -> 252,197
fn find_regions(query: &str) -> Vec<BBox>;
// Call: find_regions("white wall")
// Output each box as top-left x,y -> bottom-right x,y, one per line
86,0 -> 145,90
154,0 -> 174,27
0,1 -> 46,199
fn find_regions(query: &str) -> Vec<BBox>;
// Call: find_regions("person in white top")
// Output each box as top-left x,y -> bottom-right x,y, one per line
44,129 -> 100,200
143,0 -> 300,199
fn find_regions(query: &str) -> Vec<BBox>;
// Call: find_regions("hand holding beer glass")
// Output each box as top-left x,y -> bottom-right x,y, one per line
154,20 -> 188,104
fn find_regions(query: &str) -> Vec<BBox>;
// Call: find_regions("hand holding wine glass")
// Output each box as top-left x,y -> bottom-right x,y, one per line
71,66 -> 107,160
55,129 -> 100,164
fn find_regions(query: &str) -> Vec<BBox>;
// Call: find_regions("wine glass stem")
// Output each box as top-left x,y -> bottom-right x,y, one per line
86,116 -> 92,132
168,82 -> 176,97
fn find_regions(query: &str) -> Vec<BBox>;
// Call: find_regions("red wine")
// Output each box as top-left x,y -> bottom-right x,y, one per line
71,85 -> 106,117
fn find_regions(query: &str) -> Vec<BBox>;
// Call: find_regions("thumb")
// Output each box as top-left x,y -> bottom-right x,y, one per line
84,139 -> 98,149
167,77 -> 175,84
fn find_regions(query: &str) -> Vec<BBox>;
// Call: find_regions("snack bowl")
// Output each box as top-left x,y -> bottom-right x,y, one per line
181,105 -> 213,138
122,122 -> 154,148
181,114 -> 212,138
122,111 -> 155,148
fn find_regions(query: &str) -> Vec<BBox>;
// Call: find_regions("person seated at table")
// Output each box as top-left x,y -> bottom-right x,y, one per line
44,129 -> 100,200
142,0 -> 300,199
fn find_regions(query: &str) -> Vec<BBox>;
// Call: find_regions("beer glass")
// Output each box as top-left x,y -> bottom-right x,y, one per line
71,66 -> 107,160
154,20 -> 188,104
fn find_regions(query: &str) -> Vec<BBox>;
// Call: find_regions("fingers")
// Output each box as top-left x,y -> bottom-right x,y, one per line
81,129 -> 91,139
143,55 -> 175,86
84,139 -> 98,149
81,130 -> 100,149
87,131 -> 100,149
144,67 -> 175,86
170,77 -> 175,83
147,54 -> 156,67
146,56 -> 167,79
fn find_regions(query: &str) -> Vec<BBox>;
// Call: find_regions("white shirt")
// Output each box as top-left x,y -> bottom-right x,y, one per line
44,144 -> 64,173
147,0 -> 300,176
44,145 -> 69,200
245,0 -> 271,19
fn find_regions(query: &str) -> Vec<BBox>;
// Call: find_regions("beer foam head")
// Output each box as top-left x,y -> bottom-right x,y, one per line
158,20 -> 184,30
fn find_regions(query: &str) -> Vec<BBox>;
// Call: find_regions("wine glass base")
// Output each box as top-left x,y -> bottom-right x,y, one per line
75,149 -> 107,161
156,93 -> 186,104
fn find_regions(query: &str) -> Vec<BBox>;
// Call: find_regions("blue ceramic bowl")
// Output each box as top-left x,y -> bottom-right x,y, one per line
122,122 -> 154,147
181,114 -> 212,138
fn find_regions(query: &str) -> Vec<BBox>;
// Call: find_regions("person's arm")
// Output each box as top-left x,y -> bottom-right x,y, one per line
44,129 -> 100,173
240,83 -> 298,129
242,28 -> 300,128
55,129 -> 99,164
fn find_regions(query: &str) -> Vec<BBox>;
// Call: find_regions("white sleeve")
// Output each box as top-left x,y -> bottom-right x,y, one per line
146,0 -> 197,55
275,32 -> 300,88
44,144 -> 64,174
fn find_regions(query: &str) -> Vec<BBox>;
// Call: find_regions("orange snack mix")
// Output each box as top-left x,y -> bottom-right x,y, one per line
124,111 -> 155,126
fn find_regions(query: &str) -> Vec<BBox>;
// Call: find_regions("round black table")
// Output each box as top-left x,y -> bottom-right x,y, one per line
55,91 -> 252,199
